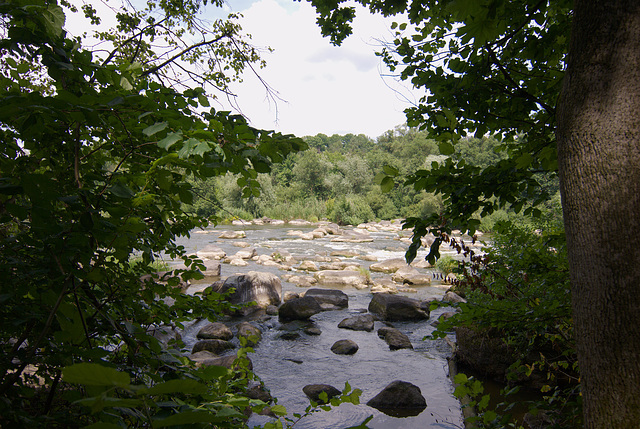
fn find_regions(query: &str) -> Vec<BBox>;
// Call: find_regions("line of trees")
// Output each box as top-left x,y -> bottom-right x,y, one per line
187,126 -> 549,229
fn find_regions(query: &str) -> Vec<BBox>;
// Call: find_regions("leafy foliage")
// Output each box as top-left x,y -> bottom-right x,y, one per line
305,0 -> 568,261
430,220 -> 580,428
0,0 -> 306,426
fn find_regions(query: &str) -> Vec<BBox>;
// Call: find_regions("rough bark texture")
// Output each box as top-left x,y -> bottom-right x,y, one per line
557,1 -> 640,427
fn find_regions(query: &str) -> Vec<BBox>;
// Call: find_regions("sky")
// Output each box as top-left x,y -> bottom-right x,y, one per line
64,0 -> 419,139
211,0 -> 420,138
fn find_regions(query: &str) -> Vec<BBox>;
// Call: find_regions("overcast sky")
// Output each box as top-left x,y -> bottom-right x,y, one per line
214,0 -> 419,138
66,0 -> 417,139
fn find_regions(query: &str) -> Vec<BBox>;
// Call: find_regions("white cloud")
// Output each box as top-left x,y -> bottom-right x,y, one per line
215,0 -> 418,138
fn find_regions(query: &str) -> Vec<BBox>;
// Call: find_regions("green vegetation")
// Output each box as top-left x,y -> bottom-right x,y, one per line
0,0 -> 311,426
307,0 -> 640,427
188,128 -> 524,227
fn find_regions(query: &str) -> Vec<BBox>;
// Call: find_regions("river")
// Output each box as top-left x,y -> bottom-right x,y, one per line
169,222 -> 468,429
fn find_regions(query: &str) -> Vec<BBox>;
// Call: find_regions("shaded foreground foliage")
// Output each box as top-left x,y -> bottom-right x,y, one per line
431,219 -> 580,428
0,0 -> 317,426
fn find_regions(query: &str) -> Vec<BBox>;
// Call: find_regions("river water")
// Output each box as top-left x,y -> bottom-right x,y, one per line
169,223 -> 467,429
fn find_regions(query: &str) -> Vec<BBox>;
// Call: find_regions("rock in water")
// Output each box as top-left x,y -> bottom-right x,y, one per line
377,327 -> 413,350
197,322 -> 233,341
366,380 -> 427,417
302,384 -> 341,404
331,339 -> 359,355
304,288 -> 349,310
278,296 -> 323,321
210,271 -> 282,308
338,314 -> 375,332
368,293 -> 430,321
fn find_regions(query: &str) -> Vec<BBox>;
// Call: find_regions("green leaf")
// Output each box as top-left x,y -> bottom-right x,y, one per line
380,176 -> 394,193
109,183 -> 135,199
382,165 -> 399,176
141,379 -> 208,396
62,363 -> 130,387
158,132 -> 183,150
438,141 -> 455,155
143,122 -> 169,137
153,410 -> 218,427
269,404 -> 287,416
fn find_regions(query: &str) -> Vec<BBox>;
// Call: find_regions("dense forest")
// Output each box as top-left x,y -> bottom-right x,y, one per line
186,126 -> 561,228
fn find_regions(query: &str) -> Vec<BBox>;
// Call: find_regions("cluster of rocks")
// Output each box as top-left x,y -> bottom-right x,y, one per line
180,270 -> 467,418
192,240 -> 451,295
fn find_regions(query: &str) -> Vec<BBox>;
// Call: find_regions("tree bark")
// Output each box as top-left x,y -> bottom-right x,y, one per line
557,1 -> 640,427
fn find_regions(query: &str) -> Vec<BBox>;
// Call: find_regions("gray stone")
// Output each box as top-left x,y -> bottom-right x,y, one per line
201,259 -> 222,276
314,270 -> 368,288
369,258 -> 408,273
368,293 -> 430,321
366,380 -> 426,417
302,384 -> 341,404
210,271 -> 282,309
191,339 -> 235,355
377,327 -> 413,350
195,353 -> 253,371
197,322 -> 233,341
304,288 -> 349,310
442,291 -> 467,304
278,296 -> 323,321
338,314 -> 375,332
331,339 -> 359,355
237,322 -> 262,346
196,245 -> 226,260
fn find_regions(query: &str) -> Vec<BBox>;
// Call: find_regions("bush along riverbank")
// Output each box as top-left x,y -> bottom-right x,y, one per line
429,219 -> 582,429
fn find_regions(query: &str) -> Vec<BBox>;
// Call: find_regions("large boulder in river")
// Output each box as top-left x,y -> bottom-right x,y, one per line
338,314 -> 375,332
304,288 -> 348,310
369,258 -> 408,273
314,270 -> 368,289
210,271 -> 282,308
368,293 -> 430,321
366,380 -> 427,417
219,230 -> 246,239
278,296 -> 323,321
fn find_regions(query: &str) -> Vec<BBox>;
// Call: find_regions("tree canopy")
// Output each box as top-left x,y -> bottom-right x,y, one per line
307,0 -> 640,427
307,0 -> 568,262
0,0 -> 306,426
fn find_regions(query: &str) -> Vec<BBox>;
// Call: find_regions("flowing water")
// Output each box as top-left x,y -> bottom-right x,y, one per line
169,223 -> 467,429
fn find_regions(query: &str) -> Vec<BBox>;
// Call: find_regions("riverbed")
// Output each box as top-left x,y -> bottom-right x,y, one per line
169,222 -> 469,429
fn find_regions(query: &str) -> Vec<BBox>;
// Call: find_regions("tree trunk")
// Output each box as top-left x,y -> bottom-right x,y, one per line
557,1 -> 640,427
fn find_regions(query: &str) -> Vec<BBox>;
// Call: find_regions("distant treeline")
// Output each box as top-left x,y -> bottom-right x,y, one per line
186,125 -> 560,228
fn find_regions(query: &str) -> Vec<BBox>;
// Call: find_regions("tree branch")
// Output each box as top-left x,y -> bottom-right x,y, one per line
141,32 -> 232,77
